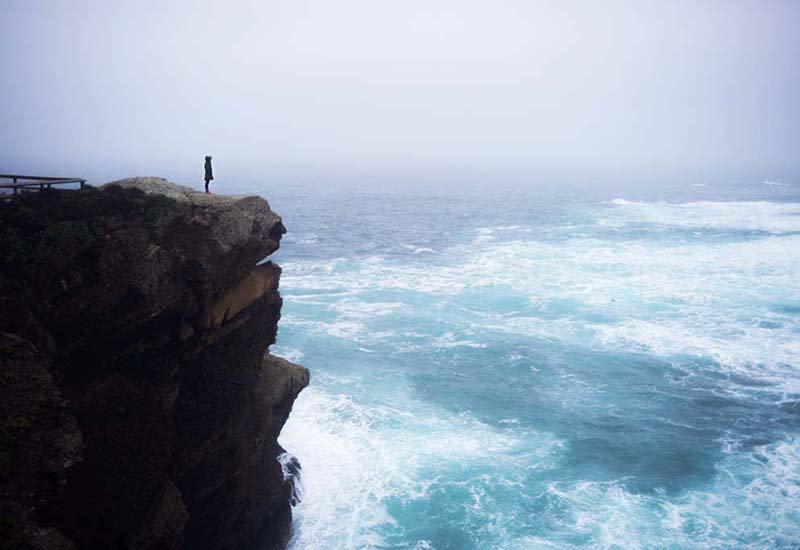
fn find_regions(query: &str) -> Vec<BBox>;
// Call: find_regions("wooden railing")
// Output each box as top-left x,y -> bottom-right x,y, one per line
0,174 -> 87,195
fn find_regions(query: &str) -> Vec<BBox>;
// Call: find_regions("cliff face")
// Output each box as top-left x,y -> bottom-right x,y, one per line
0,178 -> 308,549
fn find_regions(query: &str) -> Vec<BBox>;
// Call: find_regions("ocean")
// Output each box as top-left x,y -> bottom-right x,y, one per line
242,173 -> 798,549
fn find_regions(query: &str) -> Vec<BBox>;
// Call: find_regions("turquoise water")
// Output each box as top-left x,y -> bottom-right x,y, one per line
256,176 -> 799,549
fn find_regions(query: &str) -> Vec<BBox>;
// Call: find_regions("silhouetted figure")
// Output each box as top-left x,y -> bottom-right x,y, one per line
204,156 -> 213,193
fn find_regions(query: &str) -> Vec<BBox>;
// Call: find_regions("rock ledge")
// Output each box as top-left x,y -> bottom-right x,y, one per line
0,179 -> 307,549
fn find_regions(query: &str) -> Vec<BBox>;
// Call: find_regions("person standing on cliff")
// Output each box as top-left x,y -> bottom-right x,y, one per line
204,155 -> 214,193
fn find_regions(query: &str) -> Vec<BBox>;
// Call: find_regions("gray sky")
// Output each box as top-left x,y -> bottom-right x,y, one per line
2,0 -> 799,175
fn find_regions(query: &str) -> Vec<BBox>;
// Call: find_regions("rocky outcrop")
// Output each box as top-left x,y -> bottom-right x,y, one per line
0,178 -> 308,549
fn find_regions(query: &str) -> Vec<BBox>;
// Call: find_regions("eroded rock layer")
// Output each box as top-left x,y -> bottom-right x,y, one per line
0,178 -> 308,549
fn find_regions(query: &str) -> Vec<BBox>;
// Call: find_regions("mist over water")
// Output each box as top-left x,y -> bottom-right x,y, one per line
3,1 -> 800,172
246,175 -> 800,549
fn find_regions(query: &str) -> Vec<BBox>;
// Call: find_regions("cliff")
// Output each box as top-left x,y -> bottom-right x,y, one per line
0,178 -> 309,549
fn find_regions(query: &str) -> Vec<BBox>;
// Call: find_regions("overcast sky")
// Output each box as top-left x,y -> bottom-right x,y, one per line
2,0 -> 799,175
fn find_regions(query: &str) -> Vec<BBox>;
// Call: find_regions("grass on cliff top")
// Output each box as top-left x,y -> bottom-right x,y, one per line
0,186 -> 177,283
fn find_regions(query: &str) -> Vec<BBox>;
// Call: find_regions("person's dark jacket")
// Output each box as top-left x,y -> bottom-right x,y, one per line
204,159 -> 214,181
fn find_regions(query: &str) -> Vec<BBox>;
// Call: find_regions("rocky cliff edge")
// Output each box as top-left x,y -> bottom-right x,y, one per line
0,177 -> 308,549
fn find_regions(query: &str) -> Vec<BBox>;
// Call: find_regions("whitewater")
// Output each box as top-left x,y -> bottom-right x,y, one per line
249,176 -> 800,549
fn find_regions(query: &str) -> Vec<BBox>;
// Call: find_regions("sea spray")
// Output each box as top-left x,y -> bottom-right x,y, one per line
278,452 -> 304,507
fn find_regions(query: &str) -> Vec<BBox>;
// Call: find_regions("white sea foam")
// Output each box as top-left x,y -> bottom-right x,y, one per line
605,199 -> 800,234
278,198 -> 800,547
330,299 -> 406,319
283,201 -> 800,393
270,345 -> 305,363
501,438 -> 800,549
281,382 -> 561,549
660,437 -> 800,548
402,244 -> 436,254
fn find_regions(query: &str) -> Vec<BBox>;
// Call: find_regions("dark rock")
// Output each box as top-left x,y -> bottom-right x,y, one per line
0,178 -> 307,549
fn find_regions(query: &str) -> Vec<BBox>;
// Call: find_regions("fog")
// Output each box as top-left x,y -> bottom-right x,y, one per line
2,0 -> 799,181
